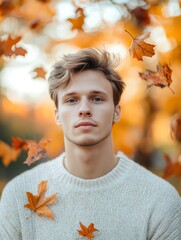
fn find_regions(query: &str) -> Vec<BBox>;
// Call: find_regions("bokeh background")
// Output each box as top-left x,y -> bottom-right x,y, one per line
0,0 -> 181,196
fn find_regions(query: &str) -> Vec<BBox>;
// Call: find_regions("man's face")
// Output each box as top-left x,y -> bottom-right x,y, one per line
55,70 -> 120,147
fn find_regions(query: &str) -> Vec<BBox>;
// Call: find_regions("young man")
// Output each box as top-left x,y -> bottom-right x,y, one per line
0,48 -> 180,239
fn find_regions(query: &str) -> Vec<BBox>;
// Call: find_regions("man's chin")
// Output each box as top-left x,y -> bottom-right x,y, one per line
65,131 -> 112,147
72,140 -> 99,147
66,136 -> 100,147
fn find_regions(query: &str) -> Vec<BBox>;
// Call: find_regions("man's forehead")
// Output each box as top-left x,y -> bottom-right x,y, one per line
57,69 -> 113,97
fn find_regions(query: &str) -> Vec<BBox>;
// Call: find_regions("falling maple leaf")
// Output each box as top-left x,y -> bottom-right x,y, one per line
130,7 -> 151,26
37,0 -> 51,3
0,35 -> 27,57
24,180 -> 57,220
13,46 -> 27,56
29,18 -> 42,29
11,137 -> 29,151
6,0 -> 55,26
0,140 -> 20,166
24,139 -> 51,166
77,222 -> 98,240
33,67 -> 47,79
0,35 -> 21,56
163,154 -> 181,179
0,0 -> 15,17
125,30 -> 155,61
139,63 -> 174,93
170,112 -> 181,142
67,7 -> 85,31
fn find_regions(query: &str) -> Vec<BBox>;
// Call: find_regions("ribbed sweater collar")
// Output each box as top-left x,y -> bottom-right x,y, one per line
51,151 -> 133,192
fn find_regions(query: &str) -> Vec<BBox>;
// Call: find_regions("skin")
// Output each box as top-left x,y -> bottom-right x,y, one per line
55,70 -> 121,179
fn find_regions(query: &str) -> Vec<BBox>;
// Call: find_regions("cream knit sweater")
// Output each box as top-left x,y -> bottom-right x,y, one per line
0,152 -> 181,240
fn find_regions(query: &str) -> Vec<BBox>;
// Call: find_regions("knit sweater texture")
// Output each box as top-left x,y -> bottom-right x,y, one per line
0,151 -> 181,240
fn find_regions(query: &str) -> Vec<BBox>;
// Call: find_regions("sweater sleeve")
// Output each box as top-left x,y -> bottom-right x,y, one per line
148,186 -> 181,240
0,181 -> 22,240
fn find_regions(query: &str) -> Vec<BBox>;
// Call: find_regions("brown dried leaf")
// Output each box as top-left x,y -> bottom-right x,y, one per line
29,18 -> 42,29
131,7 -> 151,26
139,64 -> 174,93
37,0 -> 51,3
170,113 -> 181,142
0,0 -> 16,17
24,139 -> 51,166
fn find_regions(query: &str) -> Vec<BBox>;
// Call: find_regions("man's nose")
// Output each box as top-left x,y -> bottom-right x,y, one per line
78,100 -> 92,117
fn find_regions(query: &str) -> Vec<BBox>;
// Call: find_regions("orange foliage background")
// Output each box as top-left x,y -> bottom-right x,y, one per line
0,0 -> 181,195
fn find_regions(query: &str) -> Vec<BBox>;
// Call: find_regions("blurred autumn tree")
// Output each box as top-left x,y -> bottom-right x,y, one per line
0,0 -> 181,195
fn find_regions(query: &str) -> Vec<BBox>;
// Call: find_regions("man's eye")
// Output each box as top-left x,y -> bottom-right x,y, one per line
66,98 -> 77,103
92,97 -> 104,102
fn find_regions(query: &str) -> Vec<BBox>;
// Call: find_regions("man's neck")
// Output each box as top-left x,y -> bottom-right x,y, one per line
63,138 -> 118,179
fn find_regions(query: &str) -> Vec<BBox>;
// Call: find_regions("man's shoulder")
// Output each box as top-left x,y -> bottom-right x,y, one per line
126,155 -> 181,200
1,154 -> 62,198
118,152 -> 180,200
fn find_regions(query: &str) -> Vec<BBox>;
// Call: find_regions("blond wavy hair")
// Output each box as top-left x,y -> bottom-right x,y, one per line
48,48 -> 125,108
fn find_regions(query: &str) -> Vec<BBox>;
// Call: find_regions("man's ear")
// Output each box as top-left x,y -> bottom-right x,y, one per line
54,108 -> 61,125
113,105 -> 121,123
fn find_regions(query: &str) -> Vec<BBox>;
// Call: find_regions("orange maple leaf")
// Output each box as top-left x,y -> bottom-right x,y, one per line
11,137 -> 29,150
13,46 -> 27,56
139,64 -> 174,93
33,67 -> 47,79
0,35 -> 27,57
0,140 -> 20,166
77,222 -> 98,239
24,180 -> 57,220
24,139 -> 51,166
67,7 -> 85,31
125,30 -> 155,61
163,154 -> 181,179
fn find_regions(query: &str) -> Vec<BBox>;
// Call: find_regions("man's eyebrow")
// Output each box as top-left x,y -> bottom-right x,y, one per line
62,92 -> 77,98
89,90 -> 107,95
62,90 -> 108,98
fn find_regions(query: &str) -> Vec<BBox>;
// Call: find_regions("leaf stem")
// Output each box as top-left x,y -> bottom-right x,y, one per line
125,29 -> 135,39
168,86 -> 175,94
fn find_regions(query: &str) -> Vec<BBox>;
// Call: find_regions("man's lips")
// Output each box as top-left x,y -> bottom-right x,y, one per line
75,122 -> 97,128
